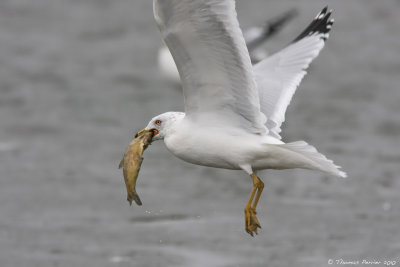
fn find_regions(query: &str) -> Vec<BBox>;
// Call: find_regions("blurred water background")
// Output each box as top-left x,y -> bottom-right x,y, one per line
1,0 -> 400,266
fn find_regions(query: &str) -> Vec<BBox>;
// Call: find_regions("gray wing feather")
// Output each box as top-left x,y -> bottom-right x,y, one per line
254,7 -> 333,139
154,0 -> 267,134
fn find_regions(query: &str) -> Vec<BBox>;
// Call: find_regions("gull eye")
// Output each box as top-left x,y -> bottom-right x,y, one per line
155,119 -> 162,126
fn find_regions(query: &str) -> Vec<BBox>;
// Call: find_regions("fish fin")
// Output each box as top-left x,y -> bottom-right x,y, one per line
127,193 -> 142,206
133,194 -> 142,206
127,197 -> 132,206
118,157 -> 124,169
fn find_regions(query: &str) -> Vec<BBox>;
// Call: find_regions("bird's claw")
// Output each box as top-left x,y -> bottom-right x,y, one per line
245,207 -> 261,236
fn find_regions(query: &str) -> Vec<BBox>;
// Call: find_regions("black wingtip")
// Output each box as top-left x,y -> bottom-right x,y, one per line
292,6 -> 334,43
263,8 -> 298,37
321,6 -> 328,15
246,8 -> 298,53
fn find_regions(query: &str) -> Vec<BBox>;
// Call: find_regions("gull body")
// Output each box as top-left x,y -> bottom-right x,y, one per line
166,123 -> 308,172
146,111 -> 343,176
135,0 -> 346,235
162,112 -> 283,170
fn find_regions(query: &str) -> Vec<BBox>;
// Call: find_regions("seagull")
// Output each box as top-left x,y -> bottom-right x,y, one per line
157,8 -> 298,84
136,0 -> 346,236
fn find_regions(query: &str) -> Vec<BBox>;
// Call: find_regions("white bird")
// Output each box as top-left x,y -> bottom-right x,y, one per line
157,8 -> 298,84
136,1 -> 346,236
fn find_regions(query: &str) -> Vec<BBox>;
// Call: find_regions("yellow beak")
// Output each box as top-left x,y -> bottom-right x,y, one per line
134,128 -> 147,138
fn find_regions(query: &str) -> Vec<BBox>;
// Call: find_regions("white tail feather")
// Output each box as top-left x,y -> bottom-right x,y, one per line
281,141 -> 347,178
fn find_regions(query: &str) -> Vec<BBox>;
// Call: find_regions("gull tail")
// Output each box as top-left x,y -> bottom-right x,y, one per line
281,141 -> 347,178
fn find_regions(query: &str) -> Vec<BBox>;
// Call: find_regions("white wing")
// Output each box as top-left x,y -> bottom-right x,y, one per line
254,7 -> 334,139
153,0 -> 267,134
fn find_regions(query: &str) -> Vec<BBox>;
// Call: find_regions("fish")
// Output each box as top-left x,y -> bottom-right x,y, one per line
119,129 -> 155,206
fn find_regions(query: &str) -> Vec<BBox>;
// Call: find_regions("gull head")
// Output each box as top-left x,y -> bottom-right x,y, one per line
137,111 -> 185,141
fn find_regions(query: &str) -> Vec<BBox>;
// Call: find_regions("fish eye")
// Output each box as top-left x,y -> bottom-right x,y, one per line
155,119 -> 162,126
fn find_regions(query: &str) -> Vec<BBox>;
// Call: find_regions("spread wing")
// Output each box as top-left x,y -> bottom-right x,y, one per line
254,7 -> 334,139
153,0 -> 267,134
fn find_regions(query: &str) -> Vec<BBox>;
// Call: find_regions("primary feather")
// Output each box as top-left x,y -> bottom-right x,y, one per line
255,7 -> 334,139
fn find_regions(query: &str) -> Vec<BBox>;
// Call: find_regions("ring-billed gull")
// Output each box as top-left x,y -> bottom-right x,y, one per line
158,8 -> 298,83
135,1 -> 346,236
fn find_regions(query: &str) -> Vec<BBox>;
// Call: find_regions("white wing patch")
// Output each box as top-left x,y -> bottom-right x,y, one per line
254,7 -> 334,139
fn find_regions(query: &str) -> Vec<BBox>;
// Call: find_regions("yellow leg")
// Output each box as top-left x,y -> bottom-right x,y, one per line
252,174 -> 264,209
244,173 -> 264,236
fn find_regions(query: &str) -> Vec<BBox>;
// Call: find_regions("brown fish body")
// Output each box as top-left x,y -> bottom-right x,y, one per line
119,130 -> 154,206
